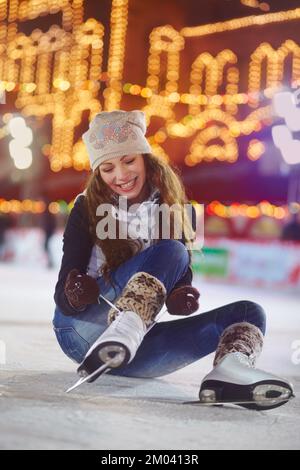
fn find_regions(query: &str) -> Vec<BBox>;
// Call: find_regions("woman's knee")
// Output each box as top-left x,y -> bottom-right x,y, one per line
154,239 -> 189,268
53,324 -> 91,364
243,300 -> 267,335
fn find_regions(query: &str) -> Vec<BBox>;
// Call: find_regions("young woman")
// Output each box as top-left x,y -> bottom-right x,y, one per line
53,110 -> 293,409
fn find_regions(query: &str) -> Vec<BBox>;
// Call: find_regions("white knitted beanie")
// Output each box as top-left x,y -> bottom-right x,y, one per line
82,110 -> 152,171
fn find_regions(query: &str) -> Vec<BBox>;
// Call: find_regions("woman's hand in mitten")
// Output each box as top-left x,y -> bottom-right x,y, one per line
64,269 -> 100,310
166,285 -> 200,316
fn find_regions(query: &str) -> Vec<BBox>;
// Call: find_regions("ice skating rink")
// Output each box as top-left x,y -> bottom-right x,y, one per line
0,264 -> 299,450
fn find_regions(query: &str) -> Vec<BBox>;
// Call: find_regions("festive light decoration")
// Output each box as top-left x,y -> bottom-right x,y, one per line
147,25 -> 184,95
240,1 -> 270,12
104,0 -> 129,111
0,198 -> 45,214
0,197 -> 74,214
1,3 -> 300,170
0,0 -> 129,171
247,139 -> 265,161
189,50 -> 238,115
184,117 -> 239,166
181,8 -> 300,37
248,40 -> 300,107
1,197 -> 298,221
206,201 -> 292,220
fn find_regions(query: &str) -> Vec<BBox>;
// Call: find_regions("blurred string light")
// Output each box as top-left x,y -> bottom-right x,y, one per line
0,0 -> 129,171
189,50 -> 239,115
8,116 -> 33,169
206,201 -> 291,219
247,139 -> 265,161
181,8 -> 300,37
0,198 -> 72,214
147,25 -> 184,95
126,18 -> 300,166
5,0 -> 84,29
240,1 -> 270,12
0,199 -> 45,214
248,40 -> 300,107
272,88 -> 300,165
1,3 -> 300,169
0,197 -> 298,220
104,0 -> 129,111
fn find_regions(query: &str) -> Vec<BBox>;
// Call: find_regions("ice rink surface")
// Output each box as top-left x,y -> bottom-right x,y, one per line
0,264 -> 299,450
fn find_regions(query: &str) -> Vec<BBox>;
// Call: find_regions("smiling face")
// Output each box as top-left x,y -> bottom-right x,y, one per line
99,154 -> 147,201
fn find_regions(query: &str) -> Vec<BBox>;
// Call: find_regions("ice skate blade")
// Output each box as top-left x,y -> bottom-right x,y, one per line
198,381 -> 294,410
66,359 -> 115,393
76,342 -> 130,385
184,395 -> 295,408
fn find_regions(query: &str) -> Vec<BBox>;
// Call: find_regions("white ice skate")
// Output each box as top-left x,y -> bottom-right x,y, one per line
77,310 -> 147,382
66,271 -> 166,393
199,352 -> 294,410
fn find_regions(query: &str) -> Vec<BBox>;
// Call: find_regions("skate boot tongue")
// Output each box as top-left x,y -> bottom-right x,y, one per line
231,352 -> 255,367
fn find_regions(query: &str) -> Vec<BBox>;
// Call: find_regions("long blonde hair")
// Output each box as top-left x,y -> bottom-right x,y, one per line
84,153 -> 194,281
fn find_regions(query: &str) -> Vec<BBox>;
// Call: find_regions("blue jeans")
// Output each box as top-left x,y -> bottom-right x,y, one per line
53,240 -> 266,378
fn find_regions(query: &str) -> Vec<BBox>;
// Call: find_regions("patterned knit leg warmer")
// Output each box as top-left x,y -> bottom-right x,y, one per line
214,322 -> 264,367
108,272 -> 167,327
